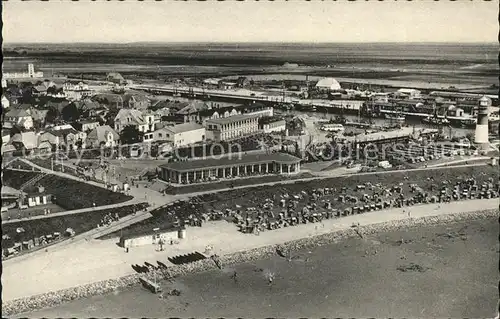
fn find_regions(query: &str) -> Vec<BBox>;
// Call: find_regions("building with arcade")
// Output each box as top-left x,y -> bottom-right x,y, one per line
158,152 -> 302,184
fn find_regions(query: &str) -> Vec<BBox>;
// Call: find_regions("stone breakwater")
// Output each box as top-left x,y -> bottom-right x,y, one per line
4,209 -> 499,316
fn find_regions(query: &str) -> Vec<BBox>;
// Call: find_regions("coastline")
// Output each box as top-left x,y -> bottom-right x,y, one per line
4,207 -> 498,316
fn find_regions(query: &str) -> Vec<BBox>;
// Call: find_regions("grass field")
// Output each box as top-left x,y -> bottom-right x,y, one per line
2,169 -> 133,210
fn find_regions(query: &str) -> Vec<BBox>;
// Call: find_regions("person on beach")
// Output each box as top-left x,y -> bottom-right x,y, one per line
231,271 -> 238,283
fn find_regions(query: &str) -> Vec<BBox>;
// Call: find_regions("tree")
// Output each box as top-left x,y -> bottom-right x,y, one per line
47,86 -> 58,95
45,107 -> 59,124
61,103 -> 81,122
120,125 -> 142,145
105,109 -> 119,127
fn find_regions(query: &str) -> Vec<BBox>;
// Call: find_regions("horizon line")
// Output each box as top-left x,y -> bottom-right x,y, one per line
3,41 -> 498,45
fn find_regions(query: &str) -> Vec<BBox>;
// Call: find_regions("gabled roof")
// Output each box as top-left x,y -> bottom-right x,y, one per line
114,108 -> 145,125
107,72 -> 124,80
30,109 -> 49,122
123,93 -> 149,104
33,85 -> 48,92
5,108 -> 31,118
176,101 -> 209,115
9,132 -> 38,149
49,127 -> 79,138
87,125 -> 119,142
163,122 -> 204,134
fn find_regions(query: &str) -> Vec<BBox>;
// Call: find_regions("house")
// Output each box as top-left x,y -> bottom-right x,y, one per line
74,99 -> 104,117
37,140 -> 53,153
86,125 -> 119,148
106,72 -> 126,85
30,108 -> 49,125
2,130 -> 11,144
396,88 -> 421,100
38,131 -> 63,148
72,120 -> 100,133
203,78 -> 223,88
2,144 -> 16,157
4,108 -> 34,129
63,81 -> 93,101
150,123 -> 205,147
123,94 -> 150,110
2,95 -> 10,109
218,81 -> 237,90
23,185 -> 52,207
52,124 -> 75,131
39,127 -> 86,150
32,85 -> 48,97
7,132 -> 38,152
259,117 -> 286,133
94,93 -> 124,109
114,109 -> 156,133
175,101 -> 212,123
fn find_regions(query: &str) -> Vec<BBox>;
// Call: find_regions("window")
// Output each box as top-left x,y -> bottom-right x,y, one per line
159,133 -> 163,137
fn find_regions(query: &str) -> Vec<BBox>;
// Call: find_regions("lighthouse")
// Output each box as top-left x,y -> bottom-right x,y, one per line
474,96 -> 491,149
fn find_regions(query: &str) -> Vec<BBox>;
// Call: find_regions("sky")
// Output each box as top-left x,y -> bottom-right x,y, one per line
2,1 -> 498,43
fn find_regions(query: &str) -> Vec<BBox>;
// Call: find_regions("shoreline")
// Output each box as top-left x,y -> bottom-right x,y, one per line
5,208 -> 498,316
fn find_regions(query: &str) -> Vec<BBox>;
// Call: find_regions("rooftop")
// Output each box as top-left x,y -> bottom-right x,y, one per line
159,152 -> 301,172
206,113 -> 259,125
163,122 -> 204,134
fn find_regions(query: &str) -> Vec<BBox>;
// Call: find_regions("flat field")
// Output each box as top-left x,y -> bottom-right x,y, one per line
3,43 -> 498,89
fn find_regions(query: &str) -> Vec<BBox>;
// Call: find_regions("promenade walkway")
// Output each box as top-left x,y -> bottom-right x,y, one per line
2,199 -> 141,225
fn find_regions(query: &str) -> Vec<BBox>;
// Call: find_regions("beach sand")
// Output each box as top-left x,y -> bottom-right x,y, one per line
22,216 -> 499,318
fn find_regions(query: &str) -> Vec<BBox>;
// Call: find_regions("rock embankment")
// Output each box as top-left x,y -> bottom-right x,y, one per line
4,209 -> 498,316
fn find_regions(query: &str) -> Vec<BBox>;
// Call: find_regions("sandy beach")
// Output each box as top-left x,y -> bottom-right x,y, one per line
21,213 -> 499,318
2,197 -> 498,312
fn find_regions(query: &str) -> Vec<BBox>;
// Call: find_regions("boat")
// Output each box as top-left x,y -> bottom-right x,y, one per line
320,123 -> 345,133
422,116 -> 450,126
457,118 -> 476,128
384,113 -> 406,122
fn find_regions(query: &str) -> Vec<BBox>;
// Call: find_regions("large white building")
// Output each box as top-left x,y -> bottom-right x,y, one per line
315,77 -> 341,91
2,64 -> 43,79
206,113 -> 260,142
147,122 -> 205,147
63,81 -> 93,101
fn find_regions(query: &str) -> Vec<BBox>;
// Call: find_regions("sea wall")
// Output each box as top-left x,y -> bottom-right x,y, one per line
4,208 -> 498,316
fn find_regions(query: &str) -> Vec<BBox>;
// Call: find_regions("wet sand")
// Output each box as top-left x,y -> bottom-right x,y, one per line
24,217 -> 499,318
